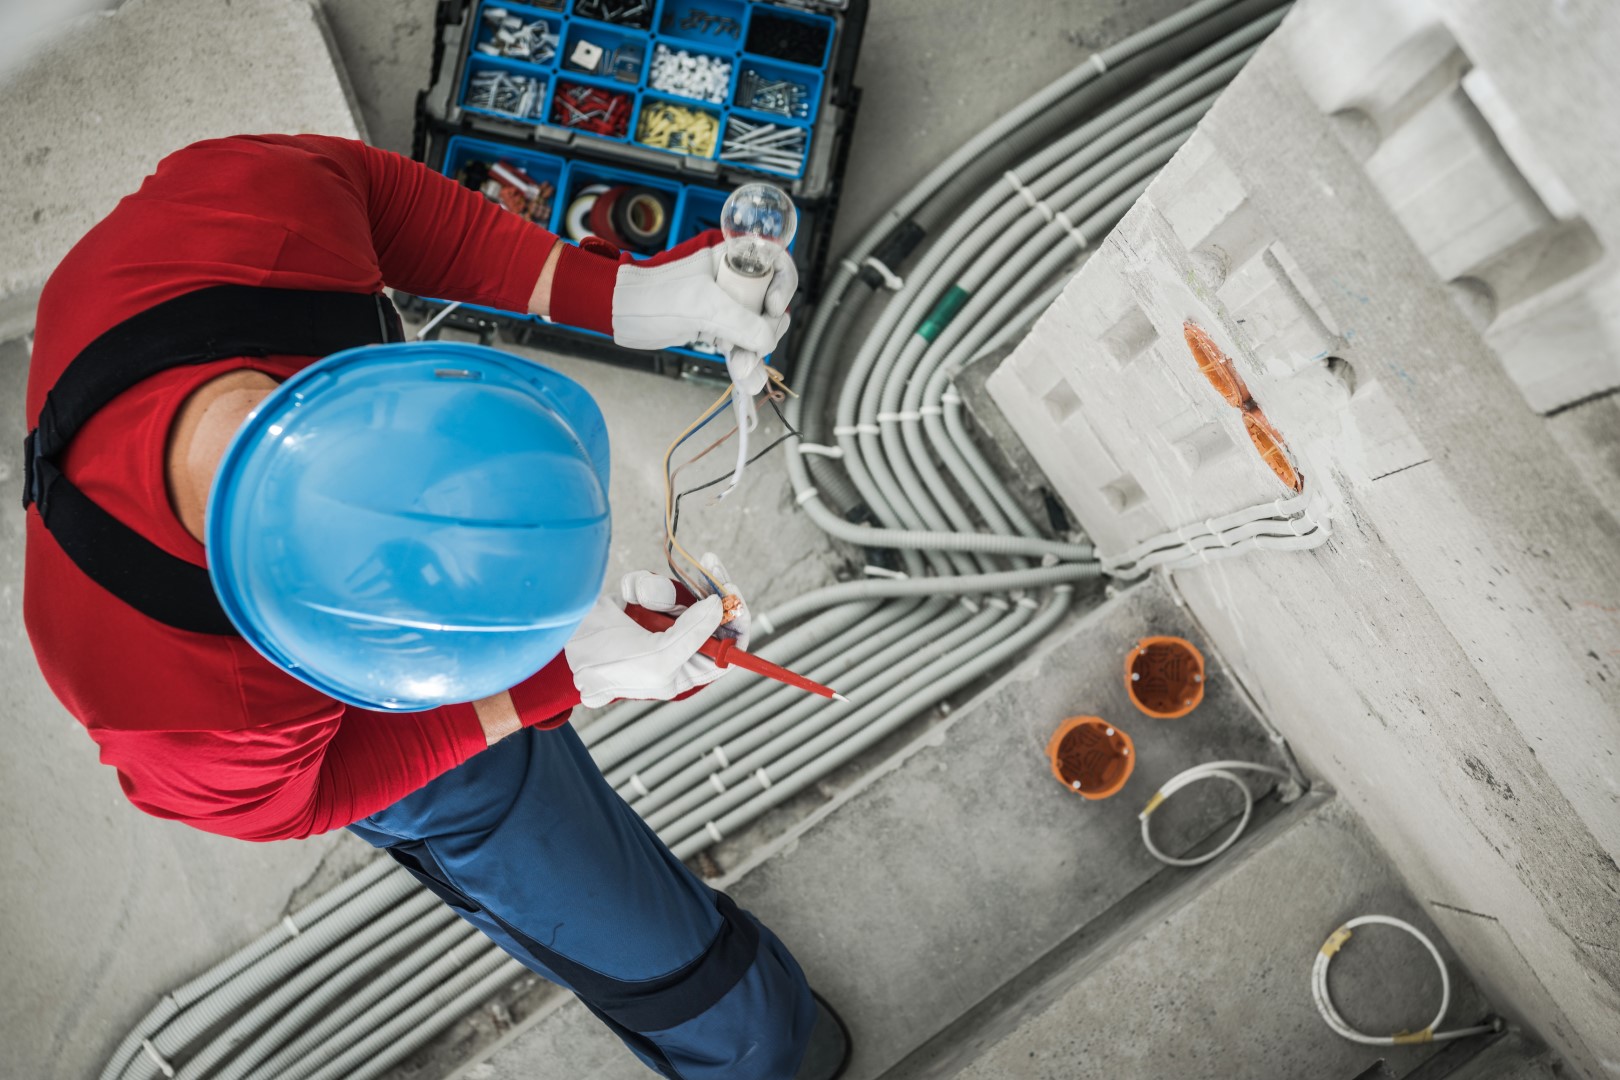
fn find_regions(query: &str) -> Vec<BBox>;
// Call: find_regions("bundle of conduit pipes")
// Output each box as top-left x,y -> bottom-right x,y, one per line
100,2 -> 1293,1077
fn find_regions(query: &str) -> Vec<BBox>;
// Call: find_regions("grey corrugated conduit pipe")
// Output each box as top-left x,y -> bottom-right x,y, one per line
97,857 -> 404,1080
586,600 -> 879,767
616,601 -> 934,802
641,599 -> 978,834
176,893 -> 453,1079
669,589 -> 1074,860
102,3 -> 1294,1075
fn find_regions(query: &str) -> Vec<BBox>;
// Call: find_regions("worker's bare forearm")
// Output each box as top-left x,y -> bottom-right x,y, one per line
527,244 -> 564,318
473,691 -> 523,745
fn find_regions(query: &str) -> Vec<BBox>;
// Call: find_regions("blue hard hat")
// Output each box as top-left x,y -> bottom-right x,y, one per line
207,342 -> 612,711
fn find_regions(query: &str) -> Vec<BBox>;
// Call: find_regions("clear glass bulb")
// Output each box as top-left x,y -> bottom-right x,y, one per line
720,183 -> 797,277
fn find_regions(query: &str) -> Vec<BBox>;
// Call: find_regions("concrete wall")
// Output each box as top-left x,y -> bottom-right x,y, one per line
985,0 -> 1620,1074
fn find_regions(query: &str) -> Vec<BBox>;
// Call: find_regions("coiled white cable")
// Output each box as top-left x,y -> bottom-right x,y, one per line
1312,915 -> 1500,1046
1138,760 -> 1294,866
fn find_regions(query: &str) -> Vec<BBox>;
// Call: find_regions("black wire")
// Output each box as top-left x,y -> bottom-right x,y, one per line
669,397 -> 800,542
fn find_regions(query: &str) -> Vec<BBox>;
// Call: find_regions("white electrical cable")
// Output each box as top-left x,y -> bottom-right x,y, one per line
1138,760 -> 1294,867
1312,915 -> 1500,1046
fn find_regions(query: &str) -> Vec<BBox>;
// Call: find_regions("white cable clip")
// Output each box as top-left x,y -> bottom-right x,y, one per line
628,773 -> 651,798
753,612 -> 775,636
1017,595 -> 1040,610
941,390 -> 962,406
141,1040 -> 177,1079
1054,210 -> 1091,252
1089,52 -> 1109,75
795,443 -> 844,459
918,404 -> 943,417
709,773 -> 728,794
857,423 -> 880,435
281,914 -> 302,937
831,424 -> 862,437
705,821 -> 724,844
863,256 -> 905,291
795,488 -> 821,506
754,767 -> 774,790
711,744 -> 731,769
1004,169 -> 1040,211
984,596 -> 1011,611
863,565 -> 909,580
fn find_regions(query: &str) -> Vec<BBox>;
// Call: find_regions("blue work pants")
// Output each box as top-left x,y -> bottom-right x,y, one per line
348,722 -> 815,1078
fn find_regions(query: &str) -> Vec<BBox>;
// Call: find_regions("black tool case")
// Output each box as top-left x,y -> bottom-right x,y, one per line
405,0 -> 868,379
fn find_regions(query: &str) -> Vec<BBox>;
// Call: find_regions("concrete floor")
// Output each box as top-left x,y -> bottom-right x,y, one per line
0,1 -> 1235,1078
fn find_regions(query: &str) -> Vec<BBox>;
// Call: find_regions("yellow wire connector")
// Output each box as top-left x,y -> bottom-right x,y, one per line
1319,927 -> 1352,958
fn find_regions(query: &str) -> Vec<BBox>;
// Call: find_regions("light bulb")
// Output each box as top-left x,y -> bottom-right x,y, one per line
720,183 -> 797,278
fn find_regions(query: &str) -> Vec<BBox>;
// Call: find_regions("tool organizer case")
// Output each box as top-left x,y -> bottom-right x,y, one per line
405,0 -> 867,379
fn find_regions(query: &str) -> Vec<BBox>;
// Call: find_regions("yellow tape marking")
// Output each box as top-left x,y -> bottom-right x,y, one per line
1319,927 -> 1352,957
1393,1028 -> 1434,1045
1142,791 -> 1166,816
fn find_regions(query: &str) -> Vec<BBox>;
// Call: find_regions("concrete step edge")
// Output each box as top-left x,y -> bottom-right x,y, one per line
877,787 -> 1336,1080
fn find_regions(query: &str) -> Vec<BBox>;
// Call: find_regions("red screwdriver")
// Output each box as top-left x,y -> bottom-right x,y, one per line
624,605 -> 851,703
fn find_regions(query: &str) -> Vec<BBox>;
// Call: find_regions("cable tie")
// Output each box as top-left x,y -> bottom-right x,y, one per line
1319,927 -> 1352,958
840,257 -> 861,278
1053,583 -> 1074,594
858,423 -> 880,435
795,488 -> 821,506
876,411 -> 905,423
1054,209 -> 1090,250
711,744 -> 730,769
705,821 -> 724,844
832,424 -> 862,437
1089,52 -> 1108,75
1042,552 -> 1060,567
141,1040 -> 177,1079
708,773 -> 728,794
863,256 -> 904,291
754,767 -> 773,789
941,390 -> 962,406
281,914 -> 302,937
754,612 -> 775,636
918,405 -> 943,416
1017,595 -> 1040,610
863,565 -> 909,580
628,773 -> 651,798
794,442 -> 844,459
959,597 -> 981,612
984,596 -> 1010,611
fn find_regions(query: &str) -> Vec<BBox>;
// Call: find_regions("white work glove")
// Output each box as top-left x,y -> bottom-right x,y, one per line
610,231 -> 796,368
564,559 -> 748,708
552,231 -> 795,377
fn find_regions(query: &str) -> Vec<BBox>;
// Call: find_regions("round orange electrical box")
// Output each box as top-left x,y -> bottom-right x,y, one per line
1125,636 -> 1206,718
1046,716 -> 1135,800
1241,405 -> 1304,493
1184,320 -> 1251,407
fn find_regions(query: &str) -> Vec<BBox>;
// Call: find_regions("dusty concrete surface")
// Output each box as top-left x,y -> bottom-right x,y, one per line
986,0 -> 1620,1073
0,0 -> 363,338
452,578 -> 1299,1079
911,796 -> 1490,1080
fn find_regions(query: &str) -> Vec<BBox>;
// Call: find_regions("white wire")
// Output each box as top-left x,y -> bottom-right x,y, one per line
1138,760 -> 1293,867
1311,915 -> 1499,1046
414,300 -> 463,339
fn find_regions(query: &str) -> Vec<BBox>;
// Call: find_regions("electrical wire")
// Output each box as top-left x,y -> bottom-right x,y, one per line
1138,760 -> 1295,867
1312,916 -> 1500,1046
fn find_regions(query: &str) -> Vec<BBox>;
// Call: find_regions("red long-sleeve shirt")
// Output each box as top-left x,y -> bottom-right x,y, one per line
24,134 -> 591,841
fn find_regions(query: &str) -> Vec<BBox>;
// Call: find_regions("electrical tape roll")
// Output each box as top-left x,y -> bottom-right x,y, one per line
588,185 -> 631,249
564,184 -> 611,242
615,188 -> 672,253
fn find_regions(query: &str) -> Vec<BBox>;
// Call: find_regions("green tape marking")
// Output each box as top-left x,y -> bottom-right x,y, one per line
917,286 -> 971,343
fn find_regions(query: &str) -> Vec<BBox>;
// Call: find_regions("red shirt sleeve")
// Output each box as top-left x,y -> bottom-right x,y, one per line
24,134 -> 590,843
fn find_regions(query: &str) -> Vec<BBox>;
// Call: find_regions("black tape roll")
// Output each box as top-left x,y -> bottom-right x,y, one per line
613,188 -> 672,253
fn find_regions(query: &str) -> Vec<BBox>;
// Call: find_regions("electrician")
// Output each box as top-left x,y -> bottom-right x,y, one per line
21,134 -> 849,1080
